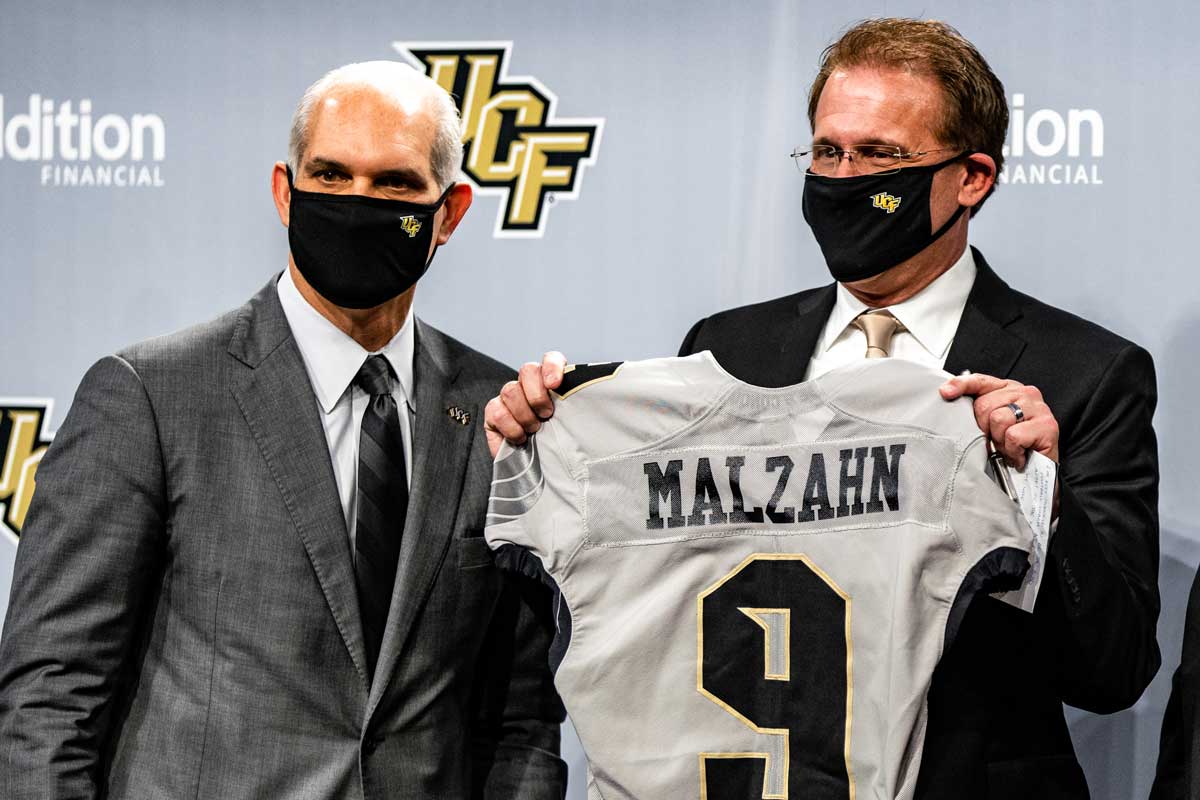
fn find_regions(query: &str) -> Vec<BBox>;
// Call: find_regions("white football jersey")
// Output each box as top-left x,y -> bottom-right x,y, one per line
486,354 -> 1032,800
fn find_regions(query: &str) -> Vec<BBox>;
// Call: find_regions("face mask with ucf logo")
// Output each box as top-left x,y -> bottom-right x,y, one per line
802,155 -> 968,283
286,166 -> 454,309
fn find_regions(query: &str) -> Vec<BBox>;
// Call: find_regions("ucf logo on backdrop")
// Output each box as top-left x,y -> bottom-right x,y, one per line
396,41 -> 603,238
0,400 -> 55,542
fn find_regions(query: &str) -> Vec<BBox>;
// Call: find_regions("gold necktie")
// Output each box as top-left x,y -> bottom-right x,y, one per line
852,310 -> 906,358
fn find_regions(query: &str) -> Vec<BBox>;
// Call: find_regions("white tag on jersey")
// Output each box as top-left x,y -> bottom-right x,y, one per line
994,450 -> 1056,612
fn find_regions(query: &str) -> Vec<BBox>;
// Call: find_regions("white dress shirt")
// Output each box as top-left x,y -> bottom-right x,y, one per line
277,269 -> 415,552
804,246 -> 977,380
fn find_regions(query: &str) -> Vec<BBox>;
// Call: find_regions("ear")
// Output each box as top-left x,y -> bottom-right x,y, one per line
271,161 -> 292,227
957,153 -> 996,209
435,182 -> 474,245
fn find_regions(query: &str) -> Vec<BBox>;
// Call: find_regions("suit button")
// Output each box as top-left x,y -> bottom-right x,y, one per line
364,736 -> 383,754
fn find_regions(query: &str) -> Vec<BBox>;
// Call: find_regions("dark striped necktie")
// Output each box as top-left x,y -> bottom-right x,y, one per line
353,355 -> 409,679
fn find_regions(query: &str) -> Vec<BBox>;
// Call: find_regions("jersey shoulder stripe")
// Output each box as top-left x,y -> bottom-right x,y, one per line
553,361 -> 624,399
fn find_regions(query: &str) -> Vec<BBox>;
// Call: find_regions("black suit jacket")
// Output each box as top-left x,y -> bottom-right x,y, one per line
679,248 -> 1160,799
1152,565 -> 1200,799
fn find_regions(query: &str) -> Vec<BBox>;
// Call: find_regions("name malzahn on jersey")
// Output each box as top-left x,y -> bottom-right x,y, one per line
643,443 -> 907,530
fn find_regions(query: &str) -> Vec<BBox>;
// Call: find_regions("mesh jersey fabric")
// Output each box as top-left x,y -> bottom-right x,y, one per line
485,353 -> 1032,800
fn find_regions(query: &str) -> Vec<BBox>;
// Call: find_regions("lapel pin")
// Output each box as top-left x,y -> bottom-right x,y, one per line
447,405 -> 471,426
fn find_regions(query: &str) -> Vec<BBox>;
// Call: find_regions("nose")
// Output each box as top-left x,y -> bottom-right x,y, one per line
831,151 -> 858,178
351,176 -> 379,196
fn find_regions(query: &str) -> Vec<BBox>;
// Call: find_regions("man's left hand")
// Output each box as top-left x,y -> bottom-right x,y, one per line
939,373 -> 1060,469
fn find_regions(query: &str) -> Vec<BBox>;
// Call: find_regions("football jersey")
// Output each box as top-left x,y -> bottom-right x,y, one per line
485,354 -> 1032,800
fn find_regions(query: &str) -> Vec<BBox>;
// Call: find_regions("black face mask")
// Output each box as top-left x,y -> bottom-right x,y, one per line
802,155 -> 968,283
286,167 -> 454,309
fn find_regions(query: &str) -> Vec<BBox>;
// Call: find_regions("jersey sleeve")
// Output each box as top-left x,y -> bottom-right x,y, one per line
485,420 -> 584,574
943,436 -> 1034,648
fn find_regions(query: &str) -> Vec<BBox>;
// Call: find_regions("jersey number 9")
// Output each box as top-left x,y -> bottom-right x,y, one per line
698,554 -> 853,799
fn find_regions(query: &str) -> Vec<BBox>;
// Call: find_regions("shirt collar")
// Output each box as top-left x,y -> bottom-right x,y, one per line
817,245 -> 977,359
276,269 -> 416,415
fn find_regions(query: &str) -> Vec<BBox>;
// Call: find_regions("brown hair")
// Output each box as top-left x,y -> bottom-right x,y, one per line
808,18 -> 1008,213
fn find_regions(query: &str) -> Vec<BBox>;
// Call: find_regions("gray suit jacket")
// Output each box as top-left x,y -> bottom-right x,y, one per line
0,278 -> 566,799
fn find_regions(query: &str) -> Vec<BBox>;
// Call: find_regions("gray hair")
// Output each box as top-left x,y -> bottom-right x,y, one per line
287,61 -> 463,189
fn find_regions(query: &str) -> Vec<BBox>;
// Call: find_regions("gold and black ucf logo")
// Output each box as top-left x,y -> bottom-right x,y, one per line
399,216 -> 422,238
871,192 -> 902,214
0,400 -> 55,541
396,41 -> 603,237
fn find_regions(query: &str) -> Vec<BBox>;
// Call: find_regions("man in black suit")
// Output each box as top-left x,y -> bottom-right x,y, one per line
485,18 -> 1159,799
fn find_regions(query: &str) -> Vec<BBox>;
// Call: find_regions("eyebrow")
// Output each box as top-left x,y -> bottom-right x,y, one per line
304,157 -> 431,188
304,157 -> 351,176
812,136 -> 907,149
375,167 -> 430,189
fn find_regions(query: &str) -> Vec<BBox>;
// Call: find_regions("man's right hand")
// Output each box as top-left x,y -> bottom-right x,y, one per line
485,351 -> 567,457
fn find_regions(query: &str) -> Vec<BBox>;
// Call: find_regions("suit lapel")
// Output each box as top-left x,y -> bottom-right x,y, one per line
368,320 -> 475,714
227,279 -> 368,688
943,248 -> 1027,378
789,284 -> 838,385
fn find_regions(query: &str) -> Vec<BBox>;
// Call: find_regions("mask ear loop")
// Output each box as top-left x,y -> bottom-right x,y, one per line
929,202 -> 967,242
424,182 -> 456,267
925,150 -> 977,243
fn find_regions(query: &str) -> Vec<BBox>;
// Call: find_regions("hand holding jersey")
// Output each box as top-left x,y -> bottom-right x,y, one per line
941,373 -> 1061,517
485,350 -> 568,452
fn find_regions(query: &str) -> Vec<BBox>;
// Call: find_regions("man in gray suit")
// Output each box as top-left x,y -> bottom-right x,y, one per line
0,61 -> 565,799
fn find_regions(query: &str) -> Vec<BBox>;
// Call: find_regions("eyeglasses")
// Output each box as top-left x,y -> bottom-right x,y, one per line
790,144 -> 960,176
